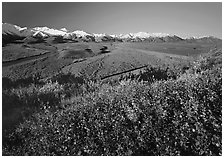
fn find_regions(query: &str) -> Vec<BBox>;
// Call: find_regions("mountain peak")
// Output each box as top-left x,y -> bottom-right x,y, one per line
33,31 -> 48,38
33,26 -> 67,36
93,33 -> 106,37
60,28 -> 68,32
71,30 -> 92,37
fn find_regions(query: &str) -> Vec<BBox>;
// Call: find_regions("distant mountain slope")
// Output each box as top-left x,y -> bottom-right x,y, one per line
185,36 -> 222,44
2,23 -> 221,45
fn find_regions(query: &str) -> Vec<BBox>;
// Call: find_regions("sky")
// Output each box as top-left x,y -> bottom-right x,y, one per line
2,2 -> 222,38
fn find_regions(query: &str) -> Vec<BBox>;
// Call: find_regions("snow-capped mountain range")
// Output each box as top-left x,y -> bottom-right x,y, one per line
2,23 -> 172,39
2,23 -> 220,44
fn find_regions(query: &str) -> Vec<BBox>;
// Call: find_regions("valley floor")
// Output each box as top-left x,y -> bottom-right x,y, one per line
3,41 -> 215,81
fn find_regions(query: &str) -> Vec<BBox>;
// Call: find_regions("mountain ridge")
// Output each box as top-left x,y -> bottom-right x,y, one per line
2,23 -> 221,45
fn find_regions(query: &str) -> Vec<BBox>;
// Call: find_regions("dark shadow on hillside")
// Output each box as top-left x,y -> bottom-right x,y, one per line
118,66 -> 181,83
50,72 -> 85,85
2,33 -> 26,46
2,75 -> 45,90
100,46 -> 110,54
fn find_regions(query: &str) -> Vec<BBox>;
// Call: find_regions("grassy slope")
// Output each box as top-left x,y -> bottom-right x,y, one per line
62,42 -> 193,79
2,41 -> 216,81
2,42 -> 117,80
120,41 -> 219,56
2,44 -> 50,62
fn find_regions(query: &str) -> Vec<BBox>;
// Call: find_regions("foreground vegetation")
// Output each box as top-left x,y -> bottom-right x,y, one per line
2,48 -> 222,155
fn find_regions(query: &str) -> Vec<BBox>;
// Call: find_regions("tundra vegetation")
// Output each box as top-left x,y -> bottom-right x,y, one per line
2,48 -> 222,156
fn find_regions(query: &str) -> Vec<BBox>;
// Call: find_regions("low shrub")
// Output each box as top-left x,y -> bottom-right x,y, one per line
3,67 -> 221,155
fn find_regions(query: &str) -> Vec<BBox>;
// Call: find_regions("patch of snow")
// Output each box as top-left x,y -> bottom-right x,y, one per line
132,32 -> 150,38
33,31 -> 48,38
33,27 -> 67,36
60,28 -> 68,32
71,30 -> 92,37
110,34 -> 117,38
120,33 -> 133,39
93,33 -> 106,37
